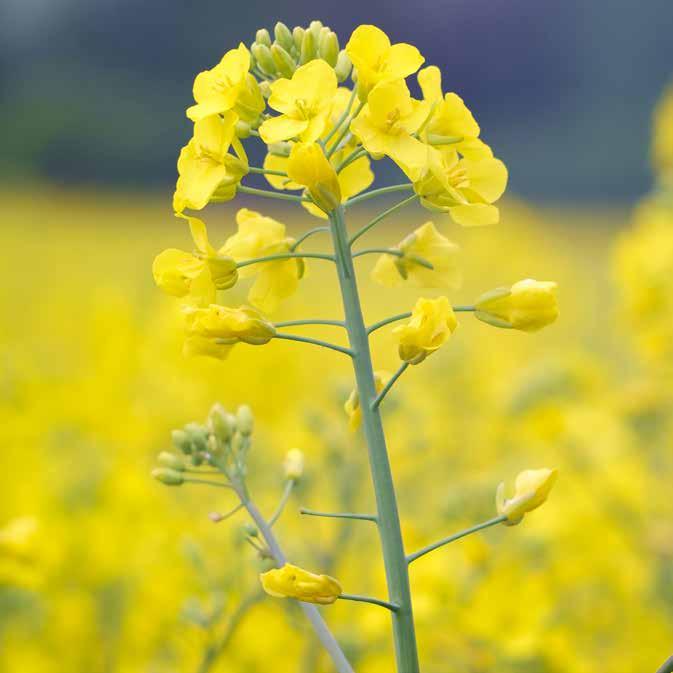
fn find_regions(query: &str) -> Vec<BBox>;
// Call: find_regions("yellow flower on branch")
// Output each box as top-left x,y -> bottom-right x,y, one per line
152,214 -> 237,306
344,371 -> 390,431
173,113 -> 249,212
414,147 -> 508,226
259,60 -> 338,144
372,221 -> 461,289
186,43 -> 262,122
496,468 -> 558,525
393,296 -> 457,364
286,142 -> 342,213
223,208 -> 302,313
260,563 -> 342,605
475,279 -> 559,332
346,24 -> 424,97
351,80 -> 430,181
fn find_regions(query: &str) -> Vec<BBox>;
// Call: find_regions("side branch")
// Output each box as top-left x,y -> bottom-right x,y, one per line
338,593 -> 400,612
349,194 -> 419,246
371,363 -> 409,411
273,333 -> 354,358
300,508 -> 377,522
291,226 -> 330,251
344,184 -> 414,208
237,252 -> 335,269
406,515 -> 507,565
238,185 -> 312,203
352,248 -> 434,270
274,319 -> 345,329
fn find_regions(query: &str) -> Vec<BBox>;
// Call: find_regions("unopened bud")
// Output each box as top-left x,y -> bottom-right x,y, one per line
308,20 -> 323,43
235,120 -> 251,138
209,511 -> 225,523
271,43 -> 296,78
242,522 -> 258,538
171,429 -> 192,454
292,26 -> 305,52
251,43 -> 276,75
274,22 -> 294,52
236,405 -> 254,435
300,30 -> 316,65
283,449 -> 304,480
258,80 -> 272,98
157,451 -> 186,471
208,403 -> 236,441
255,28 -> 272,47
334,51 -> 352,83
268,141 -> 291,157
319,31 -> 339,67
184,422 -> 209,453
152,468 -> 184,486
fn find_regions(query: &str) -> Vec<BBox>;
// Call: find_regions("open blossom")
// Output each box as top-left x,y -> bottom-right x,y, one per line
186,43 -> 263,123
475,279 -> 559,332
223,209 -> 303,313
260,563 -> 342,605
259,60 -> 337,144
152,214 -> 237,306
344,371 -> 390,431
174,113 -> 249,212
351,80 -> 430,181
496,468 -> 558,525
346,24 -> 424,97
372,221 -> 461,289
393,296 -> 457,364
414,146 -> 508,226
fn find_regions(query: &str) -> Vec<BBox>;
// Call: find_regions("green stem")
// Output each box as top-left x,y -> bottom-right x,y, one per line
291,226 -> 330,250
237,490 -> 355,673
183,478 -> 234,489
656,656 -> 673,673
274,319 -> 345,329
406,515 -> 507,565
300,508 -> 377,522
352,248 -> 434,270
249,166 -> 288,177
326,101 -> 364,159
328,206 -> 420,673
323,89 -> 357,147
238,185 -> 311,203
336,147 -> 368,173
269,480 -> 294,527
236,252 -> 334,269
273,333 -> 354,358
339,593 -> 399,612
344,184 -> 414,209
349,194 -> 419,247
371,363 -> 409,411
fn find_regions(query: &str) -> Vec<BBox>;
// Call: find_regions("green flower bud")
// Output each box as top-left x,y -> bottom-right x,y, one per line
259,80 -> 272,98
268,141 -> 292,157
157,451 -> 186,471
255,28 -> 272,47
190,452 -> 204,467
184,422 -> 209,453
334,51 -> 352,83
242,522 -> 258,538
235,120 -> 251,138
274,22 -> 294,52
171,429 -> 192,454
319,31 -> 339,67
236,405 -> 254,435
208,403 -> 236,442
300,30 -> 316,65
251,43 -> 276,76
292,26 -> 305,52
152,468 -> 184,486
308,20 -> 323,43
271,44 -> 296,78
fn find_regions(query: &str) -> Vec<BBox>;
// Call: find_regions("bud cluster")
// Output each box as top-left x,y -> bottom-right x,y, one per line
250,21 -> 351,84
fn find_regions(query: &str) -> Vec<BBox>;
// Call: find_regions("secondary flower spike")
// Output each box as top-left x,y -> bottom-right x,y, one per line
260,563 -> 342,605
496,468 -> 558,525
475,279 -> 559,331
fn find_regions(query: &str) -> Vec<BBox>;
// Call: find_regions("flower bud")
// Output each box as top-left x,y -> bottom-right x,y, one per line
319,31 -> 339,67
283,449 -> 304,480
292,26 -> 305,52
206,256 -> 238,290
496,468 -> 558,525
300,29 -> 316,65
236,405 -> 254,435
268,141 -> 292,157
235,120 -> 251,138
255,28 -> 272,47
258,80 -> 272,98
334,51 -> 352,83
151,468 -> 184,486
184,422 -> 209,453
287,142 -> 341,213
475,279 -> 559,332
171,429 -> 192,454
271,43 -> 296,78
260,563 -> 342,605
251,43 -> 276,76
208,403 -> 236,441
157,451 -> 186,471
274,22 -> 294,52
308,20 -> 324,43
242,522 -> 258,538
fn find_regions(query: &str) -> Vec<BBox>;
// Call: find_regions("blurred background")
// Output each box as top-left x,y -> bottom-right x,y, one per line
2,2 -> 673,673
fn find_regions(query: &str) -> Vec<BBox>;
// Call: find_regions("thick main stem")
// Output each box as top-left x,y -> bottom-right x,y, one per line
328,206 -> 420,673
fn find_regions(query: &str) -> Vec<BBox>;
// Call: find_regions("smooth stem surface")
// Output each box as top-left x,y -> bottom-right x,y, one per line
656,656 -> 673,673
300,508 -> 377,522
339,593 -> 399,612
372,363 -> 409,410
269,479 -> 294,527
328,206 -> 420,673
349,194 -> 419,246
238,491 -> 355,673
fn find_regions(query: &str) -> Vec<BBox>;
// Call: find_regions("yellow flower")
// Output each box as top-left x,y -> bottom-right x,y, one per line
414,147 -> 508,226
182,303 -> 275,359
344,371 -> 390,431
393,296 -> 457,364
346,24 -> 424,97
152,214 -> 237,306
186,43 -> 259,122
372,221 -> 461,289
283,449 -> 304,480
258,60 -> 337,144
173,113 -> 249,212
350,80 -> 431,181
286,142 -> 341,213
0,517 -> 38,561
475,279 -> 559,332
496,468 -> 558,525
260,563 -> 342,605
223,208 -> 302,313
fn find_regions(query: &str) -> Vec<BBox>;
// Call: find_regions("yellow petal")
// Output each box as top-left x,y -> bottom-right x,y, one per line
386,42 -> 425,79
418,66 -> 443,103
259,115 -> 309,144
448,203 -> 500,227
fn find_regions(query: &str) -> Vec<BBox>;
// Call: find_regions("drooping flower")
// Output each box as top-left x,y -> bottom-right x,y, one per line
414,147 -> 508,226
173,113 -> 249,212
258,60 -> 338,144
393,296 -> 457,364
496,468 -> 558,525
475,279 -> 559,332
344,370 -> 390,431
152,214 -> 237,306
286,142 -> 341,213
260,563 -> 342,605
186,43 -> 259,122
222,208 -> 302,313
372,221 -> 461,289
346,24 -> 424,97
350,80 -> 430,181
